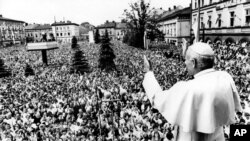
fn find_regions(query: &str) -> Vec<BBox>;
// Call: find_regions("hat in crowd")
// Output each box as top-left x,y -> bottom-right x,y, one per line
189,42 -> 214,56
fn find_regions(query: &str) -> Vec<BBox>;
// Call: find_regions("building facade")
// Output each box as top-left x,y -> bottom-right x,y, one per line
192,0 -> 250,43
51,21 -> 79,43
0,14 -> 25,46
158,7 -> 191,46
25,24 -> 52,42
96,21 -> 127,40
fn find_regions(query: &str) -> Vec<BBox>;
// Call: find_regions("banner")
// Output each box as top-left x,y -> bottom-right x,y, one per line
88,31 -> 94,43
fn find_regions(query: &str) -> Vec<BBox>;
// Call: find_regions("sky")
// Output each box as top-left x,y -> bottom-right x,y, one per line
0,0 -> 190,26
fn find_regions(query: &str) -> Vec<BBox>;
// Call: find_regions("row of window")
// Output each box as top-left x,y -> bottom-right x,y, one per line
56,32 -> 71,37
56,26 -> 70,30
161,23 -> 177,36
100,31 -> 125,36
194,0 -> 235,9
194,0 -> 214,8
194,9 -> 250,28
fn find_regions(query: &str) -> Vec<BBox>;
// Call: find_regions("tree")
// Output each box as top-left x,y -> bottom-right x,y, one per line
71,36 -> 78,48
98,30 -> 116,71
70,49 -> 90,74
147,17 -> 165,42
0,58 -> 11,78
123,0 -> 150,48
24,63 -> 35,77
94,28 -> 101,44
123,0 -> 165,47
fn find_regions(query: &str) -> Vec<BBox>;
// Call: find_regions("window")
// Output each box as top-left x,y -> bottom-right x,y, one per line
201,0 -> 204,7
60,33 -> 63,36
208,16 -> 212,28
201,17 -> 204,28
230,12 -> 235,27
209,0 -> 213,4
56,27 -> 58,30
217,14 -> 222,27
68,32 -> 70,36
246,9 -> 250,25
56,33 -> 59,36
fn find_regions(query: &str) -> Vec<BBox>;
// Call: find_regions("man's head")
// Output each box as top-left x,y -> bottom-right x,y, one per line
185,42 -> 215,76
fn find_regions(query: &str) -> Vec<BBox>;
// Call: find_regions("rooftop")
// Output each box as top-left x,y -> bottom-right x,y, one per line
51,21 -> 79,26
25,24 -> 52,30
97,21 -> 116,28
157,6 -> 191,22
0,14 -> 25,23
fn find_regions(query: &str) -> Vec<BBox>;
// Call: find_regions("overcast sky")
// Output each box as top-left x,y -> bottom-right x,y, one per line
0,0 -> 190,26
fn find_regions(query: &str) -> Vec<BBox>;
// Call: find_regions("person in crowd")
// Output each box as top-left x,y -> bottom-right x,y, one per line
0,40 -> 249,140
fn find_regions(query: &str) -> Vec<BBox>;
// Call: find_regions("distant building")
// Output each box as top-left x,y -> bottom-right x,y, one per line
115,22 -> 127,40
157,6 -> 191,45
25,24 -> 52,42
79,22 -> 95,41
0,14 -> 25,46
191,0 -> 250,44
51,21 -> 79,43
96,21 -> 127,40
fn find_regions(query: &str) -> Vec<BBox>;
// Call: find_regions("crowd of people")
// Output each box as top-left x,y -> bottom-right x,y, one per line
0,41 -> 249,141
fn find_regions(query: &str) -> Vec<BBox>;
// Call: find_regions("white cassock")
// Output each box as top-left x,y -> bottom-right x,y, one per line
143,68 -> 242,141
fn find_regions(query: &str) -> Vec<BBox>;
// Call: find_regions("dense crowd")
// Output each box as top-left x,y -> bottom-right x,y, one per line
0,41 -> 249,141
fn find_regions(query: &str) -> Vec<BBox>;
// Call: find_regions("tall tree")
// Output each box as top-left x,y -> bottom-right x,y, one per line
70,49 -> 90,74
123,0 -> 150,48
98,30 -> 116,71
71,36 -> 78,48
94,28 -> 101,44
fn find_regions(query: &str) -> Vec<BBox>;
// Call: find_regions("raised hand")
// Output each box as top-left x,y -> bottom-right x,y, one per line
181,38 -> 188,57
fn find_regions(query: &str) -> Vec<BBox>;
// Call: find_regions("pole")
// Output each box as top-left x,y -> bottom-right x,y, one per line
196,0 -> 200,42
190,2 -> 192,44
202,23 -> 205,42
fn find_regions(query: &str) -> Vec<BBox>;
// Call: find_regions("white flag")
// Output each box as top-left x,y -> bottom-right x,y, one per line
11,29 -> 15,44
192,19 -> 198,43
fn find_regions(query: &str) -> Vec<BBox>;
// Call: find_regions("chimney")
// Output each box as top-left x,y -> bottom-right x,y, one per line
169,7 -> 171,11
0,14 -> 2,17
160,7 -> 162,10
174,5 -> 177,9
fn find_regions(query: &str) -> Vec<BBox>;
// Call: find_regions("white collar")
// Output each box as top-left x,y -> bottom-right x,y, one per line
194,68 -> 215,78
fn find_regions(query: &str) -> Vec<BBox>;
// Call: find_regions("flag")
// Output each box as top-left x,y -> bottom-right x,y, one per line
11,29 -> 15,44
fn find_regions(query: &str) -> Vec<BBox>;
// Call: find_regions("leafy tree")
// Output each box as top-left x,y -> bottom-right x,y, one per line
123,0 -> 165,47
71,36 -> 78,48
24,63 -> 35,77
147,17 -> 165,42
98,30 -> 116,71
70,49 -> 90,74
0,58 -> 11,78
94,28 -> 101,44
123,0 -> 150,48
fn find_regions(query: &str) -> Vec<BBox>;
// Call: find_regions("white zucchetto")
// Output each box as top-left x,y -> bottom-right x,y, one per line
189,42 -> 214,56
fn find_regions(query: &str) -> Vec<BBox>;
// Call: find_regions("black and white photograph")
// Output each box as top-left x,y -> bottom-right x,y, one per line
0,0 -> 250,141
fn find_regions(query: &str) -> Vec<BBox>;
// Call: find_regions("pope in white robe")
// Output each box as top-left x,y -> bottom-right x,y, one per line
143,42 -> 242,141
